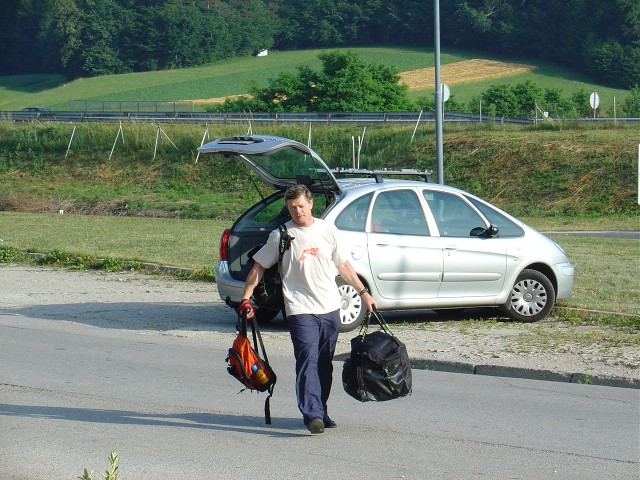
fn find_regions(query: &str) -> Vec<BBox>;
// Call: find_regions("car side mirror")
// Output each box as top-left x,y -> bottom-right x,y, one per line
470,225 -> 499,238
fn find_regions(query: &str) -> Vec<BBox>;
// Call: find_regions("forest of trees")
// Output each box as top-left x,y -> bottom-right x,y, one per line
0,0 -> 638,89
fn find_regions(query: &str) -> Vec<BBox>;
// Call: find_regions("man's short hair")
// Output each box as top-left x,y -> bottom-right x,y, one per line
285,184 -> 312,203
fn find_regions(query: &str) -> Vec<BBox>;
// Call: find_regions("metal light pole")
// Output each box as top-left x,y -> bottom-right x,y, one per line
434,0 -> 444,184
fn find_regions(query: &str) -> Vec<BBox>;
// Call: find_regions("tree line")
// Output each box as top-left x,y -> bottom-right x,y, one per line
0,0 -> 638,89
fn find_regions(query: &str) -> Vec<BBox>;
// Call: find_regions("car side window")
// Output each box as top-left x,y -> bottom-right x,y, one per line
423,190 -> 485,237
464,196 -> 524,237
335,193 -> 372,232
371,190 -> 429,235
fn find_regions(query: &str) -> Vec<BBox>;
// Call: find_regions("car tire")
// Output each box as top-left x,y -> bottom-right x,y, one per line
255,308 -> 280,324
336,277 -> 367,332
501,269 -> 555,322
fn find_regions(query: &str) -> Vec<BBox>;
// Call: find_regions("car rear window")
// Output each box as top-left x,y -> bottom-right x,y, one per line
235,192 -> 330,231
335,193 -> 372,232
247,148 -> 335,187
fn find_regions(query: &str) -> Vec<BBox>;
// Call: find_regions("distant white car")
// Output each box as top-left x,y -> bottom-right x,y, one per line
199,135 -> 575,332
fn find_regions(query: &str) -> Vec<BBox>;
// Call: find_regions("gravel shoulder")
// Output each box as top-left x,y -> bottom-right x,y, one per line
2,265 -> 638,388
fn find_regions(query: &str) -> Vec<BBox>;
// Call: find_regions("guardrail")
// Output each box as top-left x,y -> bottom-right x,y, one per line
1,110 -> 639,125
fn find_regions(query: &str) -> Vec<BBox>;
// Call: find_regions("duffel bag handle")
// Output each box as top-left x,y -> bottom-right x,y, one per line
362,307 -> 396,338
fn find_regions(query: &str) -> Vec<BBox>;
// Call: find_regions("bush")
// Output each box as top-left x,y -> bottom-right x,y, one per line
621,86 -> 640,117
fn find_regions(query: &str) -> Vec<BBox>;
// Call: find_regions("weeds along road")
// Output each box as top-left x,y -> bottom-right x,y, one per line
0,265 -> 639,479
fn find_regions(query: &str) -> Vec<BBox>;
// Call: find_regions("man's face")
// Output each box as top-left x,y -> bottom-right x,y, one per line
286,194 -> 314,227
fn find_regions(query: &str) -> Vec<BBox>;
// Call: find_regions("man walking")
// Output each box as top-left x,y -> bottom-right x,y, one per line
239,184 -> 377,434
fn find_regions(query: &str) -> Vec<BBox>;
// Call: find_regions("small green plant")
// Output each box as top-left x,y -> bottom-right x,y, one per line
577,374 -> 593,385
79,452 -> 121,480
186,265 -> 216,282
0,245 -> 22,262
90,257 -> 125,272
36,249 -> 69,265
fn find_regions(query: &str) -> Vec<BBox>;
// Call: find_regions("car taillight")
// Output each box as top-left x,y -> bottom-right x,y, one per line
219,228 -> 231,262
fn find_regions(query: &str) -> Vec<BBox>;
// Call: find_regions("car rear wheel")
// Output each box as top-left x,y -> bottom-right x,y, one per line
336,277 -> 367,332
501,269 -> 555,322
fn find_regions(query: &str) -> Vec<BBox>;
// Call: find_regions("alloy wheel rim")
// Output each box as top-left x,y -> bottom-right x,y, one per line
510,279 -> 547,316
338,285 -> 362,326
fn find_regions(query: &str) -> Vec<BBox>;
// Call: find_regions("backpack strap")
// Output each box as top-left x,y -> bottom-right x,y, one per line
277,224 -> 293,272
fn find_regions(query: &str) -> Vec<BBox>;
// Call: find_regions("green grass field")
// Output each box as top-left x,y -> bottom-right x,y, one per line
0,47 -> 632,112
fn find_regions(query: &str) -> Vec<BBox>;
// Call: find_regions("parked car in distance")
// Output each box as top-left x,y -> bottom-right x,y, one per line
21,107 -> 52,112
198,135 -> 575,332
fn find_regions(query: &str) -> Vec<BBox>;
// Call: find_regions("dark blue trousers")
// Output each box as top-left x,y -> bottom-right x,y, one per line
288,310 -> 340,425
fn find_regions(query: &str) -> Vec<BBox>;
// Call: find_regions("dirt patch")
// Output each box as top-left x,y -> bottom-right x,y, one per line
399,59 -> 535,89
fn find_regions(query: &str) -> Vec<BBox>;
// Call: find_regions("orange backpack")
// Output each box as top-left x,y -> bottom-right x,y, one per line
226,312 -> 277,423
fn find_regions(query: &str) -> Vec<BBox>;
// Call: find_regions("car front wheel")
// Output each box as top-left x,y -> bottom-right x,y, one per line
501,269 -> 555,322
336,277 -> 367,332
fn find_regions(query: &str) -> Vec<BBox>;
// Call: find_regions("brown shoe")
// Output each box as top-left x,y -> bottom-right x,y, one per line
307,418 -> 324,434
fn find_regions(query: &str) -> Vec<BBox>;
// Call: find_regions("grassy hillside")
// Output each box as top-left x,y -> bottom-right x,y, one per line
0,121 -> 637,221
0,47 -> 632,113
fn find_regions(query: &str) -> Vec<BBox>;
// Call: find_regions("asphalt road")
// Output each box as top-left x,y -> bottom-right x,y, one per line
545,230 -> 640,240
1,298 -> 639,479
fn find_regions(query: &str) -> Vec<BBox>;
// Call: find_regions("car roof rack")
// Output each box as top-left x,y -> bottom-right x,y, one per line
330,168 -> 433,183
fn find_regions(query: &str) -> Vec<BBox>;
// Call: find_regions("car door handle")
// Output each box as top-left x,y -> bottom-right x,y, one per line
376,241 -> 389,247
445,245 -> 457,256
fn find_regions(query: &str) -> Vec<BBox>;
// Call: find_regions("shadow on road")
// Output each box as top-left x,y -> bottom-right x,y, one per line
0,302 -> 238,332
0,402 -> 307,438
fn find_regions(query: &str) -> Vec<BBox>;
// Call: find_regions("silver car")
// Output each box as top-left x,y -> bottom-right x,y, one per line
199,135 -> 575,332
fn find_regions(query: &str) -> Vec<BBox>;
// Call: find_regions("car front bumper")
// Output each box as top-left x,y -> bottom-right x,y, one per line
553,261 -> 575,300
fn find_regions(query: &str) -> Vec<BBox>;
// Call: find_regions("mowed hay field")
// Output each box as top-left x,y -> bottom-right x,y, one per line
400,59 -> 535,89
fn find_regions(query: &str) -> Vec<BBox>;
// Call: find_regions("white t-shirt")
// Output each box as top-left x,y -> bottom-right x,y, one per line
252,218 -> 349,316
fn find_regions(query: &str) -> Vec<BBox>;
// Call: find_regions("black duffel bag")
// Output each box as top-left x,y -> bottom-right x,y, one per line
342,309 -> 412,402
